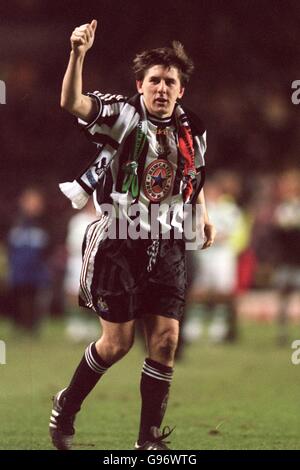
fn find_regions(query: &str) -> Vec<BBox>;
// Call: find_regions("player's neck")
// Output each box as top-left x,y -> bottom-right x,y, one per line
147,112 -> 173,127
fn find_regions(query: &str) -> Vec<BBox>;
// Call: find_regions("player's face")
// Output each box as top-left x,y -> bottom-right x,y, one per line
136,65 -> 185,118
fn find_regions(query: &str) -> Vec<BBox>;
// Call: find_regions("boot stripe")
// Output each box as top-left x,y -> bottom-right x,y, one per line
56,388 -> 67,404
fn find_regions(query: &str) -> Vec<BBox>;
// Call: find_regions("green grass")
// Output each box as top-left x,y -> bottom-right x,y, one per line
0,317 -> 299,450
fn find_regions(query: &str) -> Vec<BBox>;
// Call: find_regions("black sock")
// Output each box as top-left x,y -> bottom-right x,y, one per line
138,358 -> 173,445
62,342 -> 110,415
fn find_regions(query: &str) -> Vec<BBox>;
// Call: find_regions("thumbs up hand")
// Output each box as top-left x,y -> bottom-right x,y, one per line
70,19 -> 98,55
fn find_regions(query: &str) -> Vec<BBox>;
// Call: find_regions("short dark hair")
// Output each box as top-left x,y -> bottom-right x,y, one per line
132,41 -> 194,87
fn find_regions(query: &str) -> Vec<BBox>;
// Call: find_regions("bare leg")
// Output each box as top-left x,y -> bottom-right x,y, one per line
143,314 -> 179,367
95,317 -> 136,364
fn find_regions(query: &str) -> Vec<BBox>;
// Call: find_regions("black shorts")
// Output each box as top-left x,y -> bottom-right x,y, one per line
79,218 -> 186,322
96,282 -> 185,323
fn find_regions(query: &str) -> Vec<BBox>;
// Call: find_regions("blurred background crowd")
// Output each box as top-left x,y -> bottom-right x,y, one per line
0,0 -> 300,345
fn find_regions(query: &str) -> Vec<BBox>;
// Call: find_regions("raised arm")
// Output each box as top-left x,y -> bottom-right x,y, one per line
60,19 -> 98,121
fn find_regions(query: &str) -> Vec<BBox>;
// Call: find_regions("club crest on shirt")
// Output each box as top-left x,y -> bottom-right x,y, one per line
143,159 -> 174,202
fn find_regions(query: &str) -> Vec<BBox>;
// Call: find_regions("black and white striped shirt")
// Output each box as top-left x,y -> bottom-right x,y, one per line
78,92 -> 207,234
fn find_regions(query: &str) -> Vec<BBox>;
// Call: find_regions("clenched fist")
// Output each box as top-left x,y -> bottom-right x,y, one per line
70,19 -> 97,55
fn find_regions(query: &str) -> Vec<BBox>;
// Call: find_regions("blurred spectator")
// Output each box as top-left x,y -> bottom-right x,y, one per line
64,200 -> 99,342
0,242 -> 9,318
6,187 -> 51,333
272,170 -> 300,344
247,175 -> 278,288
184,172 -> 248,343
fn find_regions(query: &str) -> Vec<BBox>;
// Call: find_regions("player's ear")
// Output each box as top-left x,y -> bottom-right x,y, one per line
136,80 -> 143,94
178,86 -> 185,99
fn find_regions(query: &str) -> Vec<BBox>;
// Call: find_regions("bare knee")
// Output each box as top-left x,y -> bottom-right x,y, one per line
149,331 -> 179,364
96,334 -> 134,364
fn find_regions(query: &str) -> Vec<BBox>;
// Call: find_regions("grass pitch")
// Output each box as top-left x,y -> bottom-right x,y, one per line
0,317 -> 299,450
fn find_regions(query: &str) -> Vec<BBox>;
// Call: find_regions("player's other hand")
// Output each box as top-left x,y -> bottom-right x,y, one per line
70,19 -> 97,55
201,223 -> 216,250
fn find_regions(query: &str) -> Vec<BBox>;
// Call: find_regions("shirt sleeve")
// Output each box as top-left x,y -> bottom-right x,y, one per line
78,91 -> 128,143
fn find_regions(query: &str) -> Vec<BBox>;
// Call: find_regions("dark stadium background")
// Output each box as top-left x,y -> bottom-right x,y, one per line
1,0 -> 299,235
1,0 -> 300,452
